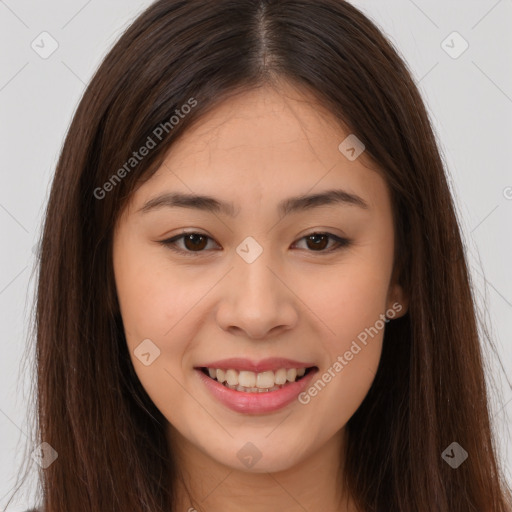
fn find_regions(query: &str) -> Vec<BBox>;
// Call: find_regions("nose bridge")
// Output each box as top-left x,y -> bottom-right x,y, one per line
215,238 -> 298,338
234,239 -> 282,310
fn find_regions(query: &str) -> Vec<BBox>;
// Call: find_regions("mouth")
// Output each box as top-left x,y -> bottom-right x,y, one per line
196,364 -> 319,413
198,366 -> 318,393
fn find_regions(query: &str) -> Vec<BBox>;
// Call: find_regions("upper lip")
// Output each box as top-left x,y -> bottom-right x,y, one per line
195,357 -> 317,373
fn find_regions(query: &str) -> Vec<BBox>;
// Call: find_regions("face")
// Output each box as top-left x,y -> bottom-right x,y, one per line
112,82 -> 408,474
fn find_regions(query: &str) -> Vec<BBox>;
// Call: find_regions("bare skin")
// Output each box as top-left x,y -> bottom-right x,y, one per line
113,79 -> 408,512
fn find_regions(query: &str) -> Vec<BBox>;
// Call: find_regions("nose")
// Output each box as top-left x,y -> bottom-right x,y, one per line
215,250 -> 299,340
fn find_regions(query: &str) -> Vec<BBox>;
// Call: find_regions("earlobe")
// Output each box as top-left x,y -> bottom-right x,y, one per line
386,258 -> 409,319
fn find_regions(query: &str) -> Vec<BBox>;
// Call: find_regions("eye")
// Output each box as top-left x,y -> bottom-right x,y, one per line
159,231 -> 220,256
159,231 -> 351,256
292,232 -> 351,252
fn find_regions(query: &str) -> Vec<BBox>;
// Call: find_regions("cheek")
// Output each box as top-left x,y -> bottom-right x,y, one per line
114,243 -> 197,346
299,257 -> 391,347
113,251 -> 197,418
293,257 -> 390,424
294,258 -> 391,432
113,245 -> 220,410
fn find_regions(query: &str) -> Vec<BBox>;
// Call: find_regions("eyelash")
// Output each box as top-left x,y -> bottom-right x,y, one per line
158,231 -> 351,257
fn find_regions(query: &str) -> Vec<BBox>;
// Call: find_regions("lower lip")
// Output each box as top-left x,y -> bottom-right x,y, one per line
195,368 -> 319,414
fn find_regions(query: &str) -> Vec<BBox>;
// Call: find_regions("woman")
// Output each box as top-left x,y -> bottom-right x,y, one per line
8,0 -> 511,510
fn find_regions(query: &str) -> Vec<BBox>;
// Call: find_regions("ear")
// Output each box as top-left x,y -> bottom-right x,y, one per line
386,265 -> 409,319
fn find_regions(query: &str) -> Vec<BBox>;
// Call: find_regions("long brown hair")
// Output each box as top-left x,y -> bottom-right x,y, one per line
6,0 -> 511,510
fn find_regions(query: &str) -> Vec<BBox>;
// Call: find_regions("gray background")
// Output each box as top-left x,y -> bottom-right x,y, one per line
1,0 -> 511,509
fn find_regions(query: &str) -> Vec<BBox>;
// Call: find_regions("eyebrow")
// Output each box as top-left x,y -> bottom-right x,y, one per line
138,188 -> 369,218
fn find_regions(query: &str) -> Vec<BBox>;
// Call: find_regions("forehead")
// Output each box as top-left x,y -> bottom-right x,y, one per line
128,83 -> 388,216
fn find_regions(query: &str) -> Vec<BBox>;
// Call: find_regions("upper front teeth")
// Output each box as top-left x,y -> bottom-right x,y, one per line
207,367 -> 306,388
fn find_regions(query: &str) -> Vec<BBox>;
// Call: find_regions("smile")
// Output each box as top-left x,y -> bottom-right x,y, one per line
200,366 -> 313,392
195,364 -> 319,414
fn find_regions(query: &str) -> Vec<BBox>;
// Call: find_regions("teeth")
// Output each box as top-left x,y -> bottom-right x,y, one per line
274,368 -> 287,385
238,371 -> 256,388
256,371 -> 275,388
225,369 -> 238,386
286,368 -> 297,382
205,366 -> 310,390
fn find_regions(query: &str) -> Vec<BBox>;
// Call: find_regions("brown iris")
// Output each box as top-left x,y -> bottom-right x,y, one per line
183,233 -> 208,251
304,234 -> 329,251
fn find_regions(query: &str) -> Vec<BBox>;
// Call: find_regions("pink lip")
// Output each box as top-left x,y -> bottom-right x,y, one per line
195,357 -> 316,373
195,367 -> 319,414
